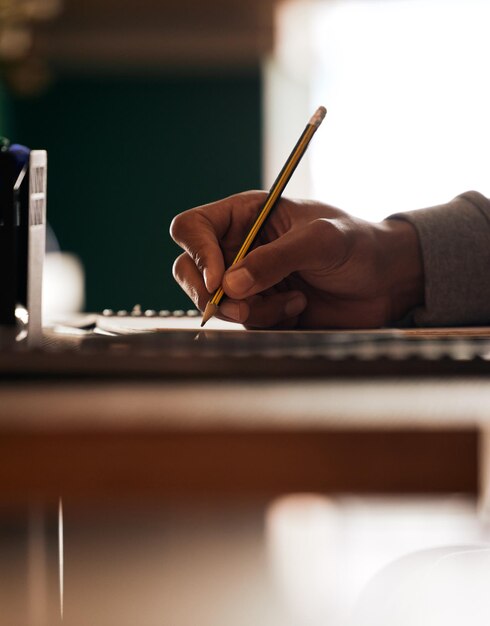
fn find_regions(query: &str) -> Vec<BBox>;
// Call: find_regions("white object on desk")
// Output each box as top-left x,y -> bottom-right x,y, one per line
43,252 -> 85,320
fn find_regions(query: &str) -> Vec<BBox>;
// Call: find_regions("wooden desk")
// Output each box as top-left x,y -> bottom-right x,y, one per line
0,376 -> 483,504
2,325 -> 490,504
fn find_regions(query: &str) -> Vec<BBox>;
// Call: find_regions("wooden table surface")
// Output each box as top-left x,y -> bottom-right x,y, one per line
0,375 -> 485,504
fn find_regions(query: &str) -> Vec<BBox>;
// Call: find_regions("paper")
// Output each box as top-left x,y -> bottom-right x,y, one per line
95,311 -> 243,334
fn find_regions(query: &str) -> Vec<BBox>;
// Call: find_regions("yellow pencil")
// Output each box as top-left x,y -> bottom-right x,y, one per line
201,105 -> 327,327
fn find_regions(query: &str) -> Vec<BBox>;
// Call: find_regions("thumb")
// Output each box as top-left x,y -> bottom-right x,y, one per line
222,218 -> 347,299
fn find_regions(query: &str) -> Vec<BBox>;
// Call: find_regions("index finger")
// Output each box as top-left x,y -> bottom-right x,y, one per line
170,191 -> 267,292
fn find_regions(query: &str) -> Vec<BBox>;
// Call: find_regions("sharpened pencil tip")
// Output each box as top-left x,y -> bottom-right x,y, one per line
201,302 -> 218,327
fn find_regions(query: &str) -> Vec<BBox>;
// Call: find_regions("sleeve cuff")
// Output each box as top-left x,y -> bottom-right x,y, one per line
388,191 -> 490,326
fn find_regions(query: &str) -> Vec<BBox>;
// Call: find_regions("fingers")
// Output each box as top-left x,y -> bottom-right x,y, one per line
170,213 -> 225,293
172,252 -> 210,311
172,252 -> 307,328
172,250 -> 306,328
170,191 -> 267,292
222,218 -> 347,300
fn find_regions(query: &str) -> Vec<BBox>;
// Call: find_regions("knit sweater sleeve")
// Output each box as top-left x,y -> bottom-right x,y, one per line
388,191 -> 490,326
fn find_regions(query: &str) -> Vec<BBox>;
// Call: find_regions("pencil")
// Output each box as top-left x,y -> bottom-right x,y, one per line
201,105 -> 327,327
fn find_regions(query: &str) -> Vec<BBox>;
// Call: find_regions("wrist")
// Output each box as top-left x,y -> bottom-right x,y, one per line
376,218 -> 425,322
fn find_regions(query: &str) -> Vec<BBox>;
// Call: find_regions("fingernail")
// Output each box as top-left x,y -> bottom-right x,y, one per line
285,294 -> 307,317
224,267 -> 254,296
220,301 -> 242,321
203,268 -> 214,292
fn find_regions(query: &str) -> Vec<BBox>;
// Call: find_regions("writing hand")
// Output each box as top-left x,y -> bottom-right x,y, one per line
170,191 -> 424,329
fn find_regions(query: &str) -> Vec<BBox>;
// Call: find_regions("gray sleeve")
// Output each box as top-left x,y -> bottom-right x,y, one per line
389,191 -> 490,326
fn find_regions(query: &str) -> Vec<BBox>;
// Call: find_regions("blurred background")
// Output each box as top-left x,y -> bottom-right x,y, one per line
2,1 -> 490,625
3,0 -> 490,313
1,0 -> 266,313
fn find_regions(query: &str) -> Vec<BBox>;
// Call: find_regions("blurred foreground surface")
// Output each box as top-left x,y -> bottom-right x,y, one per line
0,495 -> 486,626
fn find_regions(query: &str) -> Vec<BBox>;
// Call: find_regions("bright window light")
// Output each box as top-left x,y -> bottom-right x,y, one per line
268,0 -> 490,221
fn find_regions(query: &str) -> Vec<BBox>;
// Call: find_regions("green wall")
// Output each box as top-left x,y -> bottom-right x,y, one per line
11,71 -> 262,311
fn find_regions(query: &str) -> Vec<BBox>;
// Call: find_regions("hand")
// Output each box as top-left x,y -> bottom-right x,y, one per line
170,191 -> 424,329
